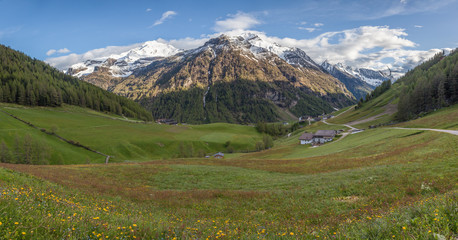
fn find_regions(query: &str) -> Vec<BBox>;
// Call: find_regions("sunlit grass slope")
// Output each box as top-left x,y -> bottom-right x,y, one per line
0,106 -> 104,164
327,86 -> 400,128
0,104 -> 263,163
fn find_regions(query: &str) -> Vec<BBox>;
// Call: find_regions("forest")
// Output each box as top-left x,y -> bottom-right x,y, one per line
141,79 -> 336,124
0,45 -> 152,121
396,49 -> 458,120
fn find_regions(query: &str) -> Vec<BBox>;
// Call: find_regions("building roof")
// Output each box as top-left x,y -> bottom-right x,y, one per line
314,130 -> 336,137
299,132 -> 314,140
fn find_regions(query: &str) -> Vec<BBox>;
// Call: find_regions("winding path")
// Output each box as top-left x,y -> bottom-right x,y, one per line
390,127 -> 458,136
324,106 -> 458,137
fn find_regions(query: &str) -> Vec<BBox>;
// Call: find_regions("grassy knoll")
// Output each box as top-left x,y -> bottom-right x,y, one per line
0,104 -> 263,163
1,121 -> 456,238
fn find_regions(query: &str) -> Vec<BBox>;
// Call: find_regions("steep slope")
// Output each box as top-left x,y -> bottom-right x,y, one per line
322,61 -> 392,87
321,60 -> 375,100
0,45 -> 152,121
115,33 -> 355,123
396,49 -> 458,120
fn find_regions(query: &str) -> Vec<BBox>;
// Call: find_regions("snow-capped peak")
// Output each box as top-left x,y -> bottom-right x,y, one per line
67,40 -> 181,78
321,61 -> 392,86
199,31 -> 322,70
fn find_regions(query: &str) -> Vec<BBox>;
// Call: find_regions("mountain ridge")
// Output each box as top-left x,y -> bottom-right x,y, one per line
64,33 -> 360,123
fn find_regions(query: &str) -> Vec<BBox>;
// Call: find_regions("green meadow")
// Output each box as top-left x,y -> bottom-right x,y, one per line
0,103 -> 263,162
0,102 -> 457,239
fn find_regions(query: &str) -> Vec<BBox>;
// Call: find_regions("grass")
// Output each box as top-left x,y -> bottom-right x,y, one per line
394,104 -> 458,130
0,101 -> 457,239
0,103 -> 263,163
327,87 -> 399,127
1,119 -> 457,238
0,107 -> 104,164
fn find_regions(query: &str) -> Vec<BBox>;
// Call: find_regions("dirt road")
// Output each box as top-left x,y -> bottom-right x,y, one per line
390,127 -> 458,136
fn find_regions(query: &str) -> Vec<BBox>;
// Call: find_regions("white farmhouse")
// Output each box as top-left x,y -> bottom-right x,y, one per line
299,132 -> 314,145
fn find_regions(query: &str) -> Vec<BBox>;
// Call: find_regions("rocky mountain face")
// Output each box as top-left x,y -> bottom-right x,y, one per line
321,61 -> 393,87
67,33 -> 357,123
321,60 -> 376,100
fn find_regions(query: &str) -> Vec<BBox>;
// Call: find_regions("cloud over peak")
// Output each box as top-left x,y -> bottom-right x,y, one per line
151,10 -> 177,27
213,12 -> 261,32
46,48 -> 71,56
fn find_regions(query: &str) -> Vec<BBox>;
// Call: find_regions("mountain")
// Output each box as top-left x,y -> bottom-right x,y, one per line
67,41 -> 180,78
321,60 -> 375,100
67,33 -> 356,123
66,41 -> 181,91
321,61 -> 392,87
0,45 -> 152,121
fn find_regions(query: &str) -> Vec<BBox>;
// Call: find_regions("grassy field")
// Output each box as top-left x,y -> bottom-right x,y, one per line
0,101 -> 457,239
1,122 -> 457,238
0,104 -> 263,163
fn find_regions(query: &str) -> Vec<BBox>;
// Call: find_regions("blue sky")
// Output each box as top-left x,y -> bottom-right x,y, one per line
1,0 -> 457,73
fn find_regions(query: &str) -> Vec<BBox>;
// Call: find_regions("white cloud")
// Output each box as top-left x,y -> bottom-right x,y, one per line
146,8 -> 152,12
46,43 -> 142,70
213,12 -> 261,32
400,0 -> 408,4
151,10 -> 177,27
298,27 -> 316,32
298,21 -> 307,25
46,49 -> 57,56
46,48 -> 71,56
267,26 -> 416,65
240,26 -> 440,76
58,48 -> 70,54
157,37 -> 209,50
314,23 -> 324,27
414,25 -> 423,28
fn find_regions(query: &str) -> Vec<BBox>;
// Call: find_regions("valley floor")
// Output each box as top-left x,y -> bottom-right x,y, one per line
0,103 -> 457,239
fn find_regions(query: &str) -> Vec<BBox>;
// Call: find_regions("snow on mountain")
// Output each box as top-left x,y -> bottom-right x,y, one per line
227,32 -> 323,70
67,32 -> 322,79
184,32 -> 323,71
322,60 -> 392,86
67,41 -> 181,78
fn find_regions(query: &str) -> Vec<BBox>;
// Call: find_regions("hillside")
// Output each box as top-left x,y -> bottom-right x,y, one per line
0,103 -> 264,163
396,50 -> 458,120
73,33 -> 356,123
0,45 -> 152,121
328,49 -> 458,129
